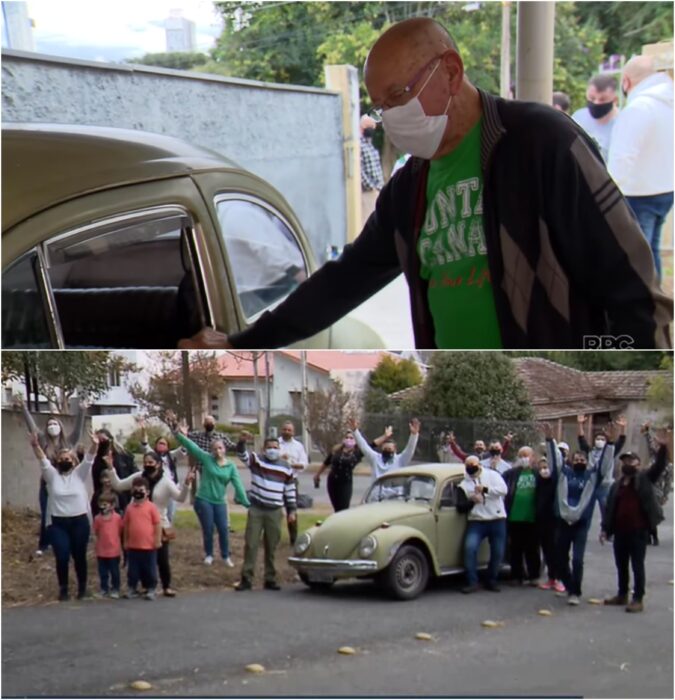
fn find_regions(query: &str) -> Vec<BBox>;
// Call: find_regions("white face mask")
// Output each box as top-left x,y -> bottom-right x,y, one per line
539,468 -> 551,478
47,424 -> 61,437
595,439 -> 606,450
519,456 -> 531,467
265,448 -> 280,462
381,61 -> 453,160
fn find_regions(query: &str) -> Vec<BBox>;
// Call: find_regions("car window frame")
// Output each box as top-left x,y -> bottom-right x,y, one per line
30,205 -> 212,349
213,192 -> 311,324
437,476 -> 463,510
365,474 -> 438,505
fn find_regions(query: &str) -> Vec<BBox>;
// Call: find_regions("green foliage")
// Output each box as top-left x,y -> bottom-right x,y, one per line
2,351 -> 131,413
363,385 -> 397,415
575,2 -> 674,59
407,353 -> 534,421
126,51 -> 210,70
647,355 -> 674,424
512,351 -> 669,371
369,355 -> 423,394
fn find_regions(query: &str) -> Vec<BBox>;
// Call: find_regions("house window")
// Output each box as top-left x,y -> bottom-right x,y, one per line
233,389 -> 257,416
108,366 -> 121,387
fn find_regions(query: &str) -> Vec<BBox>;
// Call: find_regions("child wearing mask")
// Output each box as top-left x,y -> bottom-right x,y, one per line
122,477 -> 161,600
93,493 -> 124,598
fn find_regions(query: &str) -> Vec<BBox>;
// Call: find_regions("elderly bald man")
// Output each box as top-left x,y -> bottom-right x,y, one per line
180,18 -> 671,351
608,55 -> 674,282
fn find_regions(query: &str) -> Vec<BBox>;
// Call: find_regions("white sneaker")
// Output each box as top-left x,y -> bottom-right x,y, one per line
568,595 -> 580,606
203,555 -> 214,566
224,557 -> 235,568
35,549 -> 44,558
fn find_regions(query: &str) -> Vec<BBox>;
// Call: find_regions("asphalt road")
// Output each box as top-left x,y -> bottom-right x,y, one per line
3,503 -> 673,698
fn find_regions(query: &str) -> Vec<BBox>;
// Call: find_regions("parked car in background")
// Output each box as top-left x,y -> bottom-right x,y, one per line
2,124 -> 383,349
289,464 -> 490,600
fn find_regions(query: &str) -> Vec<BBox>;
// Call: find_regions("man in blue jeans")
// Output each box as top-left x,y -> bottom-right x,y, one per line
456,455 -> 508,593
608,55 -> 673,282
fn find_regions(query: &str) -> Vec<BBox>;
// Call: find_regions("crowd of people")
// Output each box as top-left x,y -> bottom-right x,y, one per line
21,397 -> 672,612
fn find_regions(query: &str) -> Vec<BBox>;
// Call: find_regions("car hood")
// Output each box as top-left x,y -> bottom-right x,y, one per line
307,501 -> 430,560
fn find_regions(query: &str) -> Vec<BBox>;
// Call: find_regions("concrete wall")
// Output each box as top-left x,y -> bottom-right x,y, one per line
1,50 -> 347,260
2,408 -> 93,509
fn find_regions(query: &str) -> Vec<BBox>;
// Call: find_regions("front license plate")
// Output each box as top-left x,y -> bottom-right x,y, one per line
308,571 -> 334,583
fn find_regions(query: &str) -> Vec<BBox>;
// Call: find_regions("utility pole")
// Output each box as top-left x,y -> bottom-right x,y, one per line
516,1 -> 555,104
500,1 -> 512,98
300,351 -> 310,457
181,351 -> 193,429
263,352 -> 271,437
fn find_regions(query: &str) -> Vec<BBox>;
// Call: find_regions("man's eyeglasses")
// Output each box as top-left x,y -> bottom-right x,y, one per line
368,54 -> 444,122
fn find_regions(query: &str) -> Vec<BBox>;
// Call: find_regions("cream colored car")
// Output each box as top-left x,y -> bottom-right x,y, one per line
2,124 -> 382,349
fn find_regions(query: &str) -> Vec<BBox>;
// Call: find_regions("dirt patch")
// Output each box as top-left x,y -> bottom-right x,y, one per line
2,507 -> 317,607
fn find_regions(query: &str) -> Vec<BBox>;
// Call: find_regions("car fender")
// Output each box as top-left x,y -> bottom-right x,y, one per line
371,525 -> 440,576
324,316 -> 386,349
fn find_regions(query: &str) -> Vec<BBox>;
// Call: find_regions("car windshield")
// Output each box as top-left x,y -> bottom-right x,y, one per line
365,475 -> 436,504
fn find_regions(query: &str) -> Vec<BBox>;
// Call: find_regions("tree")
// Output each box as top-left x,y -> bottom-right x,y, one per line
405,352 -> 534,421
129,351 -> 226,425
2,351 -> 129,414
125,51 -> 210,70
306,379 -> 357,456
369,355 -> 423,394
647,355 -> 674,424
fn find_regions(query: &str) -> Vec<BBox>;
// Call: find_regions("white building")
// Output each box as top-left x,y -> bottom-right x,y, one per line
1,1 -> 34,51
165,10 -> 196,52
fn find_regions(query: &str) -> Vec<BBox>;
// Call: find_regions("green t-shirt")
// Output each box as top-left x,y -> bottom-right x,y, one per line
418,118 -> 502,348
509,469 -> 537,523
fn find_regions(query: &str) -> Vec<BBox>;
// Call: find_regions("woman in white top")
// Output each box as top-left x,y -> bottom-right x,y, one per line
108,450 -> 192,597
29,429 -> 98,602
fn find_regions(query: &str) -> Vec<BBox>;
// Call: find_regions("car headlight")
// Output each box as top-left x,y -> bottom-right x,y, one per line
358,535 -> 378,558
295,532 -> 312,555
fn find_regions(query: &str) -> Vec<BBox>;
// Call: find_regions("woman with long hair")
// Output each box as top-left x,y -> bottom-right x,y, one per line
92,428 -> 137,515
314,430 -> 363,512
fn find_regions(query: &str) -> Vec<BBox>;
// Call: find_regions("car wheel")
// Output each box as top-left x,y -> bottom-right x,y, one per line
299,573 -> 335,591
382,545 -> 429,600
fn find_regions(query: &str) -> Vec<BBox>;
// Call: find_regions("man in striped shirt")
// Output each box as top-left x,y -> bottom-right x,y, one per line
235,432 -> 297,591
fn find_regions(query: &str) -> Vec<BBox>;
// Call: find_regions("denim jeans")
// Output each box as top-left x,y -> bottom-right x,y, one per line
194,497 -> 229,558
613,529 -> 649,602
48,514 -> 90,595
38,479 -> 50,551
97,556 -> 121,593
127,549 -> 158,591
626,192 -> 674,281
556,517 -> 591,596
463,518 -> 507,586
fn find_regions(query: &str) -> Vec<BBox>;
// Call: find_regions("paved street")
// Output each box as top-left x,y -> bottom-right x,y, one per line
4,498 -> 672,698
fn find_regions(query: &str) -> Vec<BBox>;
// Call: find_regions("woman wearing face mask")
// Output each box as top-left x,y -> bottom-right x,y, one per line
314,431 -> 363,512
17,398 -> 88,558
91,429 -> 137,516
107,450 -> 192,597
165,411 -> 250,568
27,429 -> 99,601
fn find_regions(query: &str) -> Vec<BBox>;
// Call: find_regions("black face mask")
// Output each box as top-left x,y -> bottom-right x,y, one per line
621,464 -> 638,477
587,100 -> 614,120
489,449 -> 501,457
466,465 -> 480,476
56,460 -> 73,473
132,489 -> 146,500
363,127 -> 375,138
143,466 -> 161,481
382,451 -> 394,463
573,462 -> 587,473
204,425 -> 214,433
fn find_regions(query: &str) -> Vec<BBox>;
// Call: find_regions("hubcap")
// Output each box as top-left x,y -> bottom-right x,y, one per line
397,557 -> 420,589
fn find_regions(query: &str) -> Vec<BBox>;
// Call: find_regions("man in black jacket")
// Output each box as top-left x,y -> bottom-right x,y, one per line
180,17 -> 671,351
600,431 -> 670,612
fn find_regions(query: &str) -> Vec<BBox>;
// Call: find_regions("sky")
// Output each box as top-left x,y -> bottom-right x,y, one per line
23,0 -> 224,63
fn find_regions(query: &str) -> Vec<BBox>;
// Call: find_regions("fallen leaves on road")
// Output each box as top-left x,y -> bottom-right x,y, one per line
480,620 -> 505,628
620,662 -> 630,672
245,664 -> 265,674
338,646 -> 357,655
587,598 -> 604,605
537,609 -> 553,616
129,680 -> 152,690
415,632 -> 433,641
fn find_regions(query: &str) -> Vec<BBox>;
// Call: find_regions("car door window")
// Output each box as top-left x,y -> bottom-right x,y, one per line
215,198 -> 308,320
43,211 -> 206,348
2,250 -> 52,348
439,481 -> 458,509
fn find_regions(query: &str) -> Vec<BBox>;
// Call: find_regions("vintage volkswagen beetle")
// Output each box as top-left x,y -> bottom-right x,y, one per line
2,123 -> 382,350
289,464 -> 490,600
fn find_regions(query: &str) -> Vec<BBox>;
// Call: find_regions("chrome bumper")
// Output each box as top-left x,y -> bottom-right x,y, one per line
288,556 -> 379,576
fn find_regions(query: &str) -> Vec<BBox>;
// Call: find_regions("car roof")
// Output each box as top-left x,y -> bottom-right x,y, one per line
2,123 -> 242,232
377,464 -> 466,481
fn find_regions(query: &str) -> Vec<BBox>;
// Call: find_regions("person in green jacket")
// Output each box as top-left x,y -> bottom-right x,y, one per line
165,411 -> 250,567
